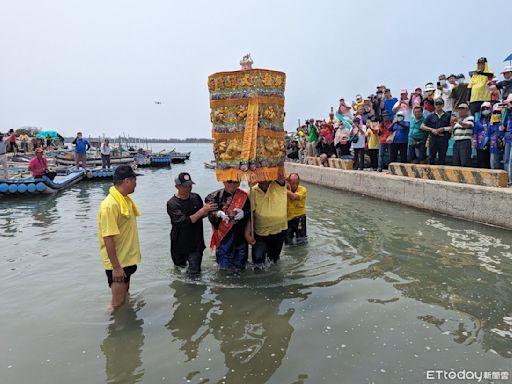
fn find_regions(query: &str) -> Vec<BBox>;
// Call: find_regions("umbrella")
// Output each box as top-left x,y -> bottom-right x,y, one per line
504,53 -> 512,64
36,130 -> 60,139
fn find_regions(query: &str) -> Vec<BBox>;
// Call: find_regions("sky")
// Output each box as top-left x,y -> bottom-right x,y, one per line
0,0 -> 510,139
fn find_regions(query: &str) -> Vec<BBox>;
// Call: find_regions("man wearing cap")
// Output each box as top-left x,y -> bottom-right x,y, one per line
98,165 -> 142,308
450,103 -> 474,167
468,57 -> 492,116
450,74 -> 471,110
421,98 -> 452,165
0,132 -> 8,178
167,172 -> 217,275
205,180 -> 251,271
422,83 -> 436,115
27,148 -> 56,180
434,74 -> 453,114
496,66 -> 512,100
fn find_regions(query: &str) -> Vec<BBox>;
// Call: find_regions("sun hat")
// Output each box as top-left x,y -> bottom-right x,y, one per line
501,66 -> 512,74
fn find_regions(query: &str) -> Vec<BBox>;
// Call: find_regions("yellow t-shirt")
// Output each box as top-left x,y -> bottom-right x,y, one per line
252,182 -> 288,236
287,185 -> 307,220
98,194 -> 141,269
367,126 -> 380,149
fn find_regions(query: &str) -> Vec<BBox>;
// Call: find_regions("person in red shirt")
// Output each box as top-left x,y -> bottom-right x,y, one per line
7,129 -> 18,154
28,148 -> 56,180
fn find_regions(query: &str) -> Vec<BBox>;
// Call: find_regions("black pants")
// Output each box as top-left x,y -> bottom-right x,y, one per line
476,149 -> 490,168
390,143 -> 408,163
428,136 -> 449,165
253,231 -> 285,264
368,149 -> 378,169
285,215 -> 307,245
353,148 -> 365,170
101,154 -> 111,168
171,250 -> 203,274
452,140 -> 472,167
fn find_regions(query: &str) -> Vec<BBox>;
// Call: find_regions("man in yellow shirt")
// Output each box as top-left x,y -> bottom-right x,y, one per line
285,173 -> 307,246
246,176 -> 287,267
98,165 -> 142,309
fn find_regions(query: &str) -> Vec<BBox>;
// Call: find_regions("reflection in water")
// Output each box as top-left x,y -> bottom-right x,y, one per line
210,286 -> 295,384
166,281 -> 213,361
0,195 -> 60,237
101,298 -> 145,384
167,278 -> 308,384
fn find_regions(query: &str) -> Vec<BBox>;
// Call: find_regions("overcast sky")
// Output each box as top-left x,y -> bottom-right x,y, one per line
1,0 -> 510,139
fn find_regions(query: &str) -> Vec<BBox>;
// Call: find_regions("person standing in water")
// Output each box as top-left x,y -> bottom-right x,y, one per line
98,165 -> 142,309
167,172 -> 217,275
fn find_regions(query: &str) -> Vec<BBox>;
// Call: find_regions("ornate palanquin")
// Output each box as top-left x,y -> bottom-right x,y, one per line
208,61 -> 286,182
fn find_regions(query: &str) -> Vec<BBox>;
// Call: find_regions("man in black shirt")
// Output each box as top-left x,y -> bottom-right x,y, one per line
205,180 -> 251,271
421,98 -> 452,165
166,172 -> 217,275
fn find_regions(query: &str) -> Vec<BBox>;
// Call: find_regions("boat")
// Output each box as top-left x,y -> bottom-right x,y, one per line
204,160 -> 216,169
0,169 -> 85,195
55,152 -> 134,167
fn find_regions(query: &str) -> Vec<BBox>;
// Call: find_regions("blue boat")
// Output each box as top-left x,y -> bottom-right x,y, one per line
0,170 -> 85,195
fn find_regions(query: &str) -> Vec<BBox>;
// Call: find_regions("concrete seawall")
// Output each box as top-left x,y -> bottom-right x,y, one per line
285,162 -> 512,230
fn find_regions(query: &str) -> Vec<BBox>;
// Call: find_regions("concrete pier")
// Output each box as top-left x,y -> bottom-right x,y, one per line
285,162 -> 512,230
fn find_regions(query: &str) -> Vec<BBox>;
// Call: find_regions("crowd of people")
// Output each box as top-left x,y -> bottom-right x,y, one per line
286,57 -> 512,185
0,129 -> 65,155
98,168 -> 308,308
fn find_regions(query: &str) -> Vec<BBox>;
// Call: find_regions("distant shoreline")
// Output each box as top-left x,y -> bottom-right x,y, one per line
63,137 -> 213,144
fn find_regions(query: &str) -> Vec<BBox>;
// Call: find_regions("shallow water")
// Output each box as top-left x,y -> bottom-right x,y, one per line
1,143 -> 511,384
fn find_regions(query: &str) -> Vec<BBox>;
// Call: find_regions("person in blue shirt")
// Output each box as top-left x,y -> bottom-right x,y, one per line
503,96 -> 512,184
389,111 -> 409,163
72,131 -> 91,168
489,105 -> 505,169
473,102 -> 491,168
381,89 -> 398,118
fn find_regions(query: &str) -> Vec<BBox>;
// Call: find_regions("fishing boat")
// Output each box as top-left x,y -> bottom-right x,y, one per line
204,160 -> 216,169
0,169 -> 85,195
55,152 -> 134,167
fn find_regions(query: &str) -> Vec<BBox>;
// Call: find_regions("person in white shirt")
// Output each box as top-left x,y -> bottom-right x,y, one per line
450,103 -> 474,167
434,74 -> 453,113
100,139 -> 112,169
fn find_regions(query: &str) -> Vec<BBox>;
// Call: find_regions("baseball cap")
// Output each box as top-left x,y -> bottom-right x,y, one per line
457,103 -> 469,109
174,172 -> 195,186
447,74 -> 456,79
400,88 -> 408,94
113,165 -> 142,182
456,73 -> 465,79
35,147 -> 44,153
493,104 -> 502,112
434,97 -> 444,104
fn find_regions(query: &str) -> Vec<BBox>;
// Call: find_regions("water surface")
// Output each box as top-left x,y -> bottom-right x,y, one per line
1,143 -> 511,383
